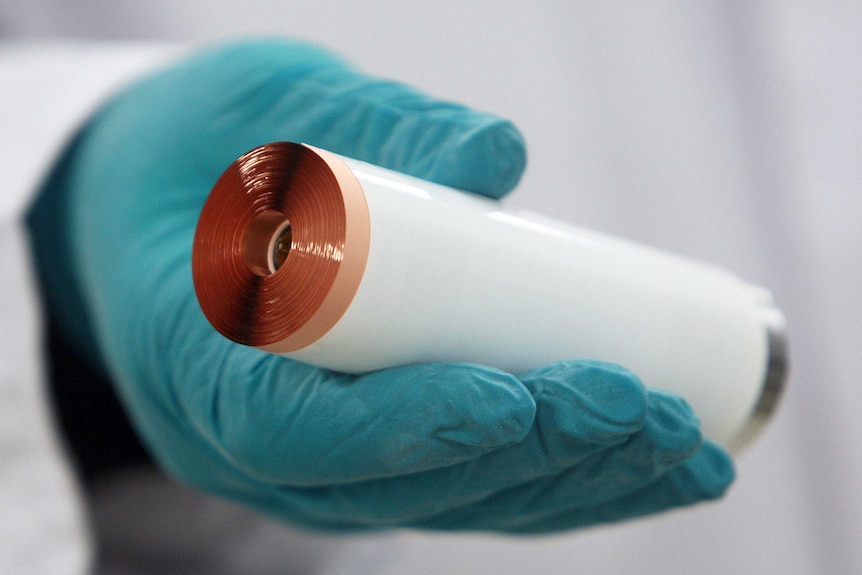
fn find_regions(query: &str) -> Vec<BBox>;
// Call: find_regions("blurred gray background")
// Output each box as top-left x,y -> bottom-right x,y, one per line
4,2 -> 861,573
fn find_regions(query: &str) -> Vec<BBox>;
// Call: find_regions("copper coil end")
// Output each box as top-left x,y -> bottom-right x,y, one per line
192,142 -> 370,352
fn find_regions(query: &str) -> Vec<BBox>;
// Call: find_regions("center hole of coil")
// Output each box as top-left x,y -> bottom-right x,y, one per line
243,211 -> 292,276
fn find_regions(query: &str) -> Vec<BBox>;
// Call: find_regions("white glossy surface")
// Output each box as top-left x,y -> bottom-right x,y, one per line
286,156 -> 783,451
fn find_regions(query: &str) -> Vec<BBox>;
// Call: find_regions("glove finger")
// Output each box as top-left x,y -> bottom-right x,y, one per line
281,64 -> 526,198
260,386 -> 700,527
202,361 -> 637,488
178,346 -> 537,486
408,390 -> 703,529
133,39 -> 526,199
193,441 -> 732,533
500,441 -> 735,533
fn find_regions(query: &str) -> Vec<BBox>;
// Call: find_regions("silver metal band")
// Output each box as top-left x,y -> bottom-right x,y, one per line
727,313 -> 789,452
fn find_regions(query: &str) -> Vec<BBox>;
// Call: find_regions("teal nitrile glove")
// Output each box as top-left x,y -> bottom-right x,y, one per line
27,39 -> 734,532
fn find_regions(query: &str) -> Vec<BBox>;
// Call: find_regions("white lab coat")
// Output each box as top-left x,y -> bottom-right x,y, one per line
0,44 -> 146,574
0,43 -> 183,574
1,3 -> 861,574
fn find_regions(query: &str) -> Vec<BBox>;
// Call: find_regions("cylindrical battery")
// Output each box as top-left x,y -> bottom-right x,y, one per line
193,142 -> 787,452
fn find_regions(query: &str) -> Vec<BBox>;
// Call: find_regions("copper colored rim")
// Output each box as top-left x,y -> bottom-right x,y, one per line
192,142 -> 370,351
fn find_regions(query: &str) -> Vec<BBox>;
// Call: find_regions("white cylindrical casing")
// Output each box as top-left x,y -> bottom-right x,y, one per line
193,143 -> 788,452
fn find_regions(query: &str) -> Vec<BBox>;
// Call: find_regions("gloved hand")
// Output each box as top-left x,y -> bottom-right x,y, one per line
27,39 -> 733,532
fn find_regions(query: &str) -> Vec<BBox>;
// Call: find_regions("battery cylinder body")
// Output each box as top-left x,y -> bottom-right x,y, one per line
193,142 -> 787,452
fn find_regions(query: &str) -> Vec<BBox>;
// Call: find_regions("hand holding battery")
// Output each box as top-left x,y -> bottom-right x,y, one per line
27,39 -> 733,531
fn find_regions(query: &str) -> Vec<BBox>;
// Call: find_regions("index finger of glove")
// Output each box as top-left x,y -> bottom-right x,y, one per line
131,39 -> 527,199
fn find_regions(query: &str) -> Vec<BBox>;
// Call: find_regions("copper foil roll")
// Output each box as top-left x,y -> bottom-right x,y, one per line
192,142 -> 369,352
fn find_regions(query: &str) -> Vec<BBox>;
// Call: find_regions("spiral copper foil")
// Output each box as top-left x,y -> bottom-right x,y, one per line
192,142 -> 370,352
